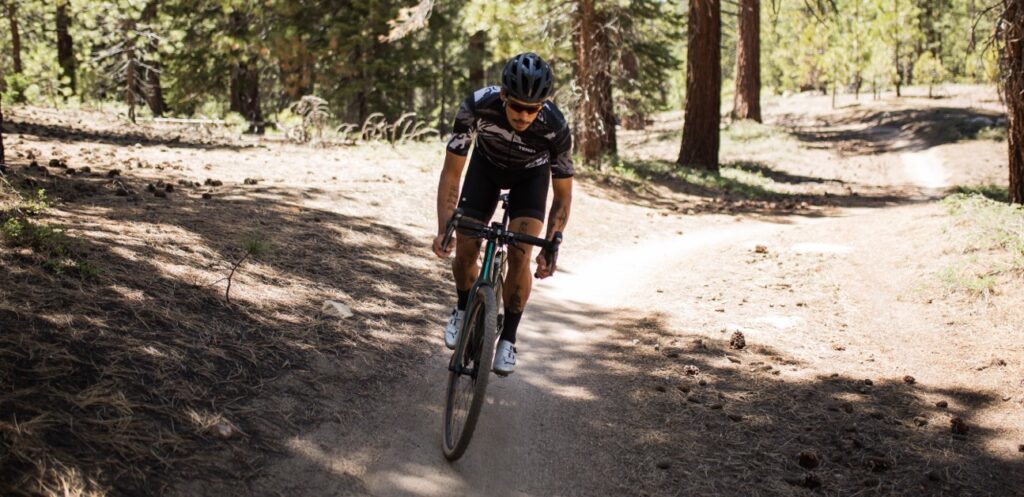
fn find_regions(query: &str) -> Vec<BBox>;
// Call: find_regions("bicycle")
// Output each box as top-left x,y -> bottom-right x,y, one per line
438,193 -> 562,461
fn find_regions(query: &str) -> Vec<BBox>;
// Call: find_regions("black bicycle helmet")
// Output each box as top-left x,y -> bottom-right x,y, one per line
501,52 -> 554,104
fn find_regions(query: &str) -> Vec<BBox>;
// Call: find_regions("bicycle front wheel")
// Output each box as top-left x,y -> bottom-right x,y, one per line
442,284 -> 498,460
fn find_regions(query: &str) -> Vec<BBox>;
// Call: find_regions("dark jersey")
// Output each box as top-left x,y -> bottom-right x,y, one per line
446,86 -> 574,179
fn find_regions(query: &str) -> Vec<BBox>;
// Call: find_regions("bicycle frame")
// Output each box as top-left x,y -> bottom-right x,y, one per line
450,196 -> 512,377
440,193 -> 560,459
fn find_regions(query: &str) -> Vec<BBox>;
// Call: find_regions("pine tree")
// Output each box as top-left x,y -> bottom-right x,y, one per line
733,0 -> 761,121
574,0 -> 616,166
56,0 -> 76,95
227,8 -> 263,132
679,0 -> 722,171
1000,0 -> 1024,204
140,0 -> 166,116
0,99 -> 5,168
5,0 -> 22,74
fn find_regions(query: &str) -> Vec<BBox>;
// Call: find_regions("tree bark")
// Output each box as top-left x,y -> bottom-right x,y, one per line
893,0 -> 902,97
439,33 -> 450,135
678,0 -> 722,171
141,0 -> 166,116
1002,0 -> 1024,204
228,11 -> 263,133
574,0 -> 617,167
125,25 -> 137,123
230,62 -> 263,132
6,0 -> 22,74
620,49 -> 646,130
56,0 -> 76,95
468,30 -> 487,91
1,99 -> 5,168
732,0 -> 761,122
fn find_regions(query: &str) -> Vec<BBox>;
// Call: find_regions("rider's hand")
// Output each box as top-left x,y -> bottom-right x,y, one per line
534,251 -> 553,279
432,233 -> 453,258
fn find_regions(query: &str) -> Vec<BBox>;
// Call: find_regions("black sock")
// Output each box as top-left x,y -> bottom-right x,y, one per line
501,310 -> 522,343
457,289 -> 469,311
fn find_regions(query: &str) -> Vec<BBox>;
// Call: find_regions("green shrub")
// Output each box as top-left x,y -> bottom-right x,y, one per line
975,126 -> 1005,142
947,185 -> 1009,203
939,193 -> 1024,295
1,187 -> 99,281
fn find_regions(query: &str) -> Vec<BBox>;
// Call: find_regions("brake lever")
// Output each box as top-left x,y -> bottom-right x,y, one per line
441,209 -> 463,252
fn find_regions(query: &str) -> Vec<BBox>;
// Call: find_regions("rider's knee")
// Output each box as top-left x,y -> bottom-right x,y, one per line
506,249 -> 532,272
454,241 -> 481,267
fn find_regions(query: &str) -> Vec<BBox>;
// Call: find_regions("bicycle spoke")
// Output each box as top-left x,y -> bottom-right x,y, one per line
442,285 -> 497,460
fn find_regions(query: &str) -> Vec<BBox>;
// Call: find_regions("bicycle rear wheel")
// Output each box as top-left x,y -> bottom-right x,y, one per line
442,285 -> 498,460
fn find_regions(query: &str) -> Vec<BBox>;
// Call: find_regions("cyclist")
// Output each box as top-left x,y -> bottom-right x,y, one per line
431,52 -> 573,375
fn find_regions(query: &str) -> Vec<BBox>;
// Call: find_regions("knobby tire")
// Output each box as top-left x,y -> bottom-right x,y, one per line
442,285 -> 497,460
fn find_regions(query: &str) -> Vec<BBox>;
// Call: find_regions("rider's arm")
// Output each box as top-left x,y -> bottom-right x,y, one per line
436,151 -> 467,234
545,177 -> 572,239
437,96 -> 477,234
545,120 -> 574,239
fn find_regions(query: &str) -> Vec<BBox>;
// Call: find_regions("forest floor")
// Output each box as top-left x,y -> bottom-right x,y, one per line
1,84 -> 1022,497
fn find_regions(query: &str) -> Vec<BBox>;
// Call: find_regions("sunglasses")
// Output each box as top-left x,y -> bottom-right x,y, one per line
504,98 -> 543,115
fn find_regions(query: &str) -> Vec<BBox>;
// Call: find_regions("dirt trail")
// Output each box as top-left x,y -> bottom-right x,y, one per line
10,92 -> 1011,496
899,142 -> 949,194
231,114 -> 1023,495
249,217 -> 817,497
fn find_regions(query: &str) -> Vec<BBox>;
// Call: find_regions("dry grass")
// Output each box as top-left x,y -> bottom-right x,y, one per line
939,193 -> 1024,296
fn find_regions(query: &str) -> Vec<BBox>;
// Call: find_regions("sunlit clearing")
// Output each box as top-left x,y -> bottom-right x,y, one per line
790,242 -> 854,254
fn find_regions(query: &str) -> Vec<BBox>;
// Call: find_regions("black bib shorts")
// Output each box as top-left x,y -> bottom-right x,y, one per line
457,151 -> 550,224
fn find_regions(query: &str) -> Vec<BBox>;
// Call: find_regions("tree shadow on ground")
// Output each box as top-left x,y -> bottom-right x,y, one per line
786,107 -> 1006,155
264,295 -> 1023,497
0,163 -> 447,496
5,112 -> 248,151
579,159 -> 914,220
595,311 -> 1024,496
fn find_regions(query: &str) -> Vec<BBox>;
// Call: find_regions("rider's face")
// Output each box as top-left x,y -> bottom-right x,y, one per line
502,93 -> 543,132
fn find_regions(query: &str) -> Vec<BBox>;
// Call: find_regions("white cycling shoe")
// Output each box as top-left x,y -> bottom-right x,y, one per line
444,308 -> 464,350
493,339 -> 517,376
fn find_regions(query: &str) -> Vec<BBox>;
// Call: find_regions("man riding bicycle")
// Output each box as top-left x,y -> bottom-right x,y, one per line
431,52 -> 573,375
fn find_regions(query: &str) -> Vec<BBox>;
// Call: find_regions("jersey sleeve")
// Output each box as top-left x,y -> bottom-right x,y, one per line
550,122 -> 574,178
446,96 -> 476,156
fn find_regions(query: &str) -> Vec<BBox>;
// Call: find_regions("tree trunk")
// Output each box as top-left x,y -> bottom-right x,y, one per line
1,99 -> 5,167
230,62 -> 263,132
598,54 -> 616,153
678,0 -> 722,172
893,0 -> 902,97
468,30 -> 487,91
439,34 -> 450,135
620,49 -> 647,130
228,11 -> 263,133
56,0 -> 76,95
6,0 -> 22,74
122,19 -> 137,123
573,0 -> 617,167
145,69 -> 167,117
732,0 -> 761,122
141,0 -> 166,116
1002,0 -> 1024,204
127,57 -> 136,124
